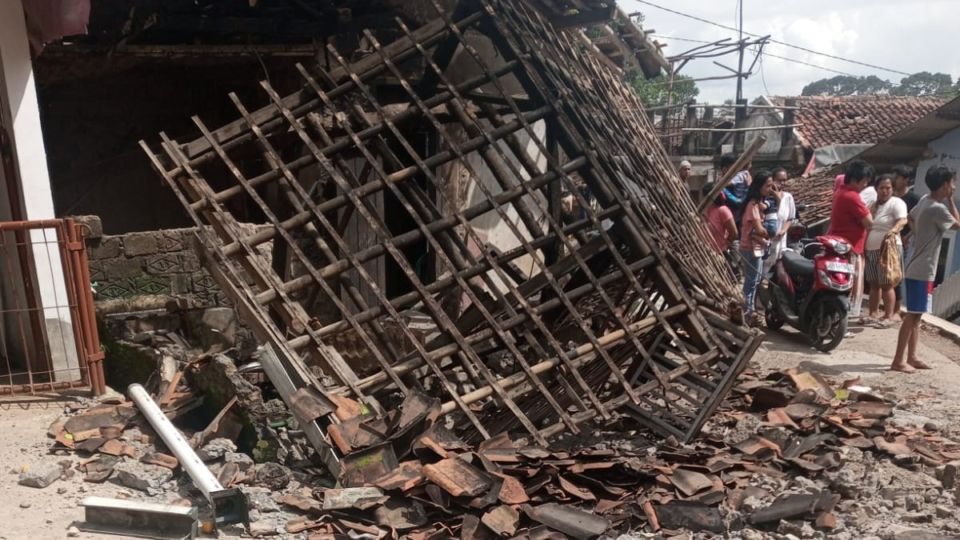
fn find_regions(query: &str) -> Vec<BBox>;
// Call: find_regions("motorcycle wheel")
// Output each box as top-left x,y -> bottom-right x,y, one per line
765,301 -> 785,331
809,298 -> 847,353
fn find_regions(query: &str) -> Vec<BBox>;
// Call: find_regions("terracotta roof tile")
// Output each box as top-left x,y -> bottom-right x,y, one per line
770,95 -> 947,150
787,170 -> 841,226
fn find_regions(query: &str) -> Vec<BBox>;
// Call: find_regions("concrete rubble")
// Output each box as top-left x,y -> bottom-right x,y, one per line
39,339 -> 960,538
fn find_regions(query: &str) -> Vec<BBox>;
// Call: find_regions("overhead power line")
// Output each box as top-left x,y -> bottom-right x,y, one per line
633,0 -> 912,76
657,35 -> 858,77
650,36 -> 960,98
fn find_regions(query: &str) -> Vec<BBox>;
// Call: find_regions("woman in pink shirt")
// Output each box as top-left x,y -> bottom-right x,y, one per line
702,183 -> 738,253
740,170 -> 774,326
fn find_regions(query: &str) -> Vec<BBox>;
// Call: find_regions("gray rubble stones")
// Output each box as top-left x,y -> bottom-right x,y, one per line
940,462 -> 960,490
197,438 -> 237,462
241,487 -> 280,513
113,460 -> 174,494
905,494 -> 924,512
224,451 -> 255,472
723,415 -> 762,446
18,463 -> 62,488
248,516 -> 281,537
253,463 -> 292,491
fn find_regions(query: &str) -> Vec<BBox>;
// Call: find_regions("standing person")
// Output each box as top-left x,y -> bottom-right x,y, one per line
860,176 -> 878,208
864,175 -> 908,325
892,164 -> 920,318
679,160 -> 696,202
719,153 -> 752,227
702,183 -> 738,253
891,165 -> 960,373
739,170 -> 773,326
702,183 -> 739,276
827,160 -> 875,323
892,165 -> 920,214
764,168 -> 796,273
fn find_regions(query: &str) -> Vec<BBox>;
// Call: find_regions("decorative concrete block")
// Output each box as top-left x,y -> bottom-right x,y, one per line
144,253 -> 179,275
103,257 -> 144,279
89,237 -> 122,259
178,252 -> 200,273
156,230 -> 186,253
123,233 -> 159,257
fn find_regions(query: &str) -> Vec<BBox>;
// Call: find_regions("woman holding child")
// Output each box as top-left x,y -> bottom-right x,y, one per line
739,170 -> 775,326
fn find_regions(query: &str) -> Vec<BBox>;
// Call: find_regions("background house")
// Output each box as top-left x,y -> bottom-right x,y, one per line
741,95 -> 946,172
857,96 -> 960,320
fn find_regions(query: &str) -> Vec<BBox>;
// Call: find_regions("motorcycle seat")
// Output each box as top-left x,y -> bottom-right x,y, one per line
782,250 -> 815,277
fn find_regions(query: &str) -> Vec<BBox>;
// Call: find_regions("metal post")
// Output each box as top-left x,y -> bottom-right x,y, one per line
127,383 -> 248,526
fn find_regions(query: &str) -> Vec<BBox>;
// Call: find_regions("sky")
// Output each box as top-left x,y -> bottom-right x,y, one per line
618,0 -> 960,103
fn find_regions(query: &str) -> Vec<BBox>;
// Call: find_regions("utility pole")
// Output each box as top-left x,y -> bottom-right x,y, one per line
733,0 -> 747,153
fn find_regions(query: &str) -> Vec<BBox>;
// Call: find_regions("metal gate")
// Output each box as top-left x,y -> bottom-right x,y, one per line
0,218 -> 105,396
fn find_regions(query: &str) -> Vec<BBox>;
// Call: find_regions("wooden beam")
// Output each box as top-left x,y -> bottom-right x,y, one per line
697,135 -> 767,213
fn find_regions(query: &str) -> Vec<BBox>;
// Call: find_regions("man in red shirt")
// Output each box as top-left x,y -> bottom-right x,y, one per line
828,160 -> 874,321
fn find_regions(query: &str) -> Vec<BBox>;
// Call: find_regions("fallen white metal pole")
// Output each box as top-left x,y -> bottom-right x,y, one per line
128,383 -> 247,526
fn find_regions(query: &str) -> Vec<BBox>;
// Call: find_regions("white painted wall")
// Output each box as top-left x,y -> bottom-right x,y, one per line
0,0 -> 79,381
913,126 -> 960,280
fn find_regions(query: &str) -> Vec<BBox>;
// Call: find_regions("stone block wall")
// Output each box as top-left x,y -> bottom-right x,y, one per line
87,226 -> 225,306
76,216 -> 269,308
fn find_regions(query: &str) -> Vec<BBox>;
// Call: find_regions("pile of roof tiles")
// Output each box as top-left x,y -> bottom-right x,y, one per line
40,356 -> 960,538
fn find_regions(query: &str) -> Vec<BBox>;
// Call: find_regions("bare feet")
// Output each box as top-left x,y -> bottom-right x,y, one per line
889,363 -> 917,373
907,358 -> 932,369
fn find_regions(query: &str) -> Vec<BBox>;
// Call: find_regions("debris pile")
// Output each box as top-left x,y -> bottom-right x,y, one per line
31,347 -> 960,538
140,0 -> 759,468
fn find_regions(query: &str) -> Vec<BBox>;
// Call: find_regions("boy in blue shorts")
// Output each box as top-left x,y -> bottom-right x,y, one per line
892,165 -> 960,373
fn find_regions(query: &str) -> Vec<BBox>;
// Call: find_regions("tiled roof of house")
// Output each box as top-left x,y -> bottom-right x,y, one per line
769,95 -> 947,150
787,170 -> 840,226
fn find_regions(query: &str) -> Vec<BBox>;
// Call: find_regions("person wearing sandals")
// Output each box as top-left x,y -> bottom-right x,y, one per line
739,171 -> 774,327
891,165 -> 920,320
892,165 -> 960,373
828,160 -> 875,325
864,175 -> 907,327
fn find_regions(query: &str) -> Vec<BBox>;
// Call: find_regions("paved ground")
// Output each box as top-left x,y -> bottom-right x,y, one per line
1,319 -> 958,539
757,319 -> 960,438
0,395 -> 125,540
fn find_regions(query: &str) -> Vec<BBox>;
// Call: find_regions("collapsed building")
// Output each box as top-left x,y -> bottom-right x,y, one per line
140,0 -> 757,468
4,0 -> 771,537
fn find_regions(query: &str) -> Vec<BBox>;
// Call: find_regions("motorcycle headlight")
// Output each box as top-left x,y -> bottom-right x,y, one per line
828,239 -> 851,255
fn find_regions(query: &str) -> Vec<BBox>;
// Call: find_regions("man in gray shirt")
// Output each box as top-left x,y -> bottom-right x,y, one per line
892,165 -> 960,373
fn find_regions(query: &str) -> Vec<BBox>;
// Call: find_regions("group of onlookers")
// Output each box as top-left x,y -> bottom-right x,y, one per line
826,160 -> 959,372
696,155 -> 795,326
688,156 -> 960,373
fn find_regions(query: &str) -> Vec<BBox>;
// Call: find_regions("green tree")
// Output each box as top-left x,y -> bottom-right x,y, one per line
801,75 -> 892,96
892,71 -> 954,97
630,72 -> 700,107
